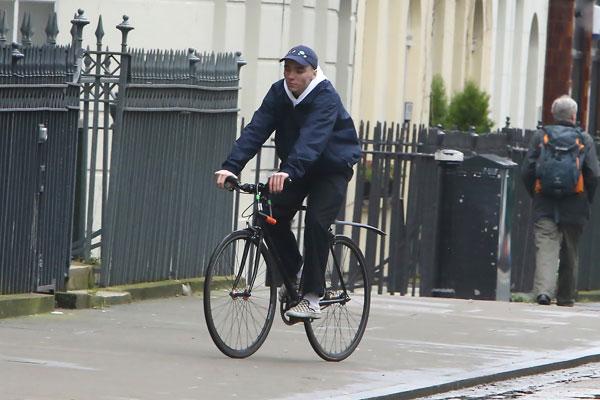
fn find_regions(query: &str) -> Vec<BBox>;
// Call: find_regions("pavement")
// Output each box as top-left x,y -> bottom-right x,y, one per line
1,291 -> 600,400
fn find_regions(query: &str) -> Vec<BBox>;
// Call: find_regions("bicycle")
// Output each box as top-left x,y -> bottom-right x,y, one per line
203,177 -> 385,362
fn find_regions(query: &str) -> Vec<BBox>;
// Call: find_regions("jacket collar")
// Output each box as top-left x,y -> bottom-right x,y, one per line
283,67 -> 327,107
555,120 -> 577,128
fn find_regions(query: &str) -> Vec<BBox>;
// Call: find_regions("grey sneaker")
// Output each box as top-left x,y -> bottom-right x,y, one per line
285,299 -> 321,319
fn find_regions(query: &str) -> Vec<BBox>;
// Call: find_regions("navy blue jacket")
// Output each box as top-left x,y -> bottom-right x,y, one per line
222,79 -> 361,180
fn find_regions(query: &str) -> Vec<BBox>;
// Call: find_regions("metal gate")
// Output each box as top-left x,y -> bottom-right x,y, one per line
71,13 -> 130,262
67,13 -> 245,286
0,37 -> 80,294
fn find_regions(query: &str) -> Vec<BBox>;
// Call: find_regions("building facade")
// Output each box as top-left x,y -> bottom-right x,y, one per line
352,0 -> 549,130
0,0 -> 358,123
1,0 -> 556,131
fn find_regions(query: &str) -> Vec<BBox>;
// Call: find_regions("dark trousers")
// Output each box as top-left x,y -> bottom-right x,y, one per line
261,172 -> 349,296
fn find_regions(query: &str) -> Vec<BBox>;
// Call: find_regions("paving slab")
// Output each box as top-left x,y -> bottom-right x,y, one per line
0,295 -> 599,400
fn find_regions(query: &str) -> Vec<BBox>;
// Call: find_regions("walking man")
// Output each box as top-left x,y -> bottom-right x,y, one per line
521,95 -> 600,306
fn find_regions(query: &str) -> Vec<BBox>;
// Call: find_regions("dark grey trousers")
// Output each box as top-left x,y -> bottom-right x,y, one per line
533,218 -> 583,304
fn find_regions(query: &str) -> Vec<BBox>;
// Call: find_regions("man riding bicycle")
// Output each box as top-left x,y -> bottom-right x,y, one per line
214,45 -> 361,320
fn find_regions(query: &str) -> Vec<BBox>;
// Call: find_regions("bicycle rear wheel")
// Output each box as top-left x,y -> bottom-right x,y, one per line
304,235 -> 370,361
203,229 -> 277,358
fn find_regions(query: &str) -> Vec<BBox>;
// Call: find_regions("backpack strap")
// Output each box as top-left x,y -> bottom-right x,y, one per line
534,128 -> 546,194
575,127 -> 585,152
574,128 -> 586,193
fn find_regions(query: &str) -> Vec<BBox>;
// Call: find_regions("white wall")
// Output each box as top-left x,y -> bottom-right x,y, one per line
49,0 -> 358,121
353,0 -> 548,130
491,0 -> 547,129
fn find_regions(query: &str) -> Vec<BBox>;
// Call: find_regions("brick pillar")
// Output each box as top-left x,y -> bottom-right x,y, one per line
542,0 -> 576,124
579,29 -> 593,130
577,2 -> 595,130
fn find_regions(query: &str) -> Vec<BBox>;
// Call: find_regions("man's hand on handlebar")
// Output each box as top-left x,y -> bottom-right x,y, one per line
214,169 -> 238,190
268,172 -> 289,194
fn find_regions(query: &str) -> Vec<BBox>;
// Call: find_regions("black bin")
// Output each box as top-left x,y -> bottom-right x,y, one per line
433,154 -> 517,301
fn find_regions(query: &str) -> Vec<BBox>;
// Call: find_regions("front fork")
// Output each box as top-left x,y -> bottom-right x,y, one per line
230,228 -> 265,299
320,235 -> 351,306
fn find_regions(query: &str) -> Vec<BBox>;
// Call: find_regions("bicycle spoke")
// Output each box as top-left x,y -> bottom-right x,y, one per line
204,232 -> 276,358
305,236 -> 370,361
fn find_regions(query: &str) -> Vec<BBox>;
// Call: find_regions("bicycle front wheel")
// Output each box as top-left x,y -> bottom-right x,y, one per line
203,229 -> 277,358
305,235 -> 370,361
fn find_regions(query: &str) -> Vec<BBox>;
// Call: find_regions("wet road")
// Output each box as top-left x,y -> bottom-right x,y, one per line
420,362 -> 600,399
1,295 -> 599,399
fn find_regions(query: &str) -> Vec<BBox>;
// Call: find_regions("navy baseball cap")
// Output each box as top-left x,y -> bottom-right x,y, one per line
280,45 -> 318,69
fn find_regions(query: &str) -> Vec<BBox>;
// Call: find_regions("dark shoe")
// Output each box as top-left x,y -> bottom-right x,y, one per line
536,294 -> 551,305
557,300 -> 574,307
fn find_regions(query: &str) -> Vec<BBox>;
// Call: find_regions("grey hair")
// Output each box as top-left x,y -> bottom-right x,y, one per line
551,95 -> 578,123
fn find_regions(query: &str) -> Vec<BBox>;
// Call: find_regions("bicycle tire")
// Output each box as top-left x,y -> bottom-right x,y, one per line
203,229 -> 277,358
304,235 -> 371,362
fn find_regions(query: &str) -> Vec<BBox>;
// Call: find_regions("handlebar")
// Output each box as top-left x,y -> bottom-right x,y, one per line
224,176 -> 266,194
224,176 -> 276,225
224,176 -> 292,194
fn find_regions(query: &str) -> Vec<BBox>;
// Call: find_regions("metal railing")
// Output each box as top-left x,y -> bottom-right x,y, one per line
3,8 -> 598,295
246,122 -> 600,296
0,9 -> 245,293
101,49 -> 244,286
0,40 -> 80,294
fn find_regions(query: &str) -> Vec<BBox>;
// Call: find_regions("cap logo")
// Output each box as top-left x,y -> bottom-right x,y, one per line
281,46 -> 317,67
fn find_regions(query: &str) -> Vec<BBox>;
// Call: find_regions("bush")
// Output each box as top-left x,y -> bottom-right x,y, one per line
430,74 -> 448,127
445,81 -> 494,133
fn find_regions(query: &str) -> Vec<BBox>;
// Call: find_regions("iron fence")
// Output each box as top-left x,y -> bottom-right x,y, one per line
2,8 -> 598,296
63,13 -> 245,286
0,40 -> 80,294
247,122 -> 600,297
101,49 -> 243,286
1,9 -> 244,293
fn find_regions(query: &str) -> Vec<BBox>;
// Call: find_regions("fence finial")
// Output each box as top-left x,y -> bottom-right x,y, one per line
188,48 -> 200,64
11,42 -> 24,65
436,128 -> 445,146
536,120 -> 543,129
103,45 -> 112,68
45,12 -> 59,45
95,15 -> 105,46
83,45 -> 92,71
20,13 -> 33,48
235,51 -> 246,74
0,10 -> 9,45
504,116 -> 511,129
188,48 -> 200,79
70,9 -> 90,54
116,15 -> 134,53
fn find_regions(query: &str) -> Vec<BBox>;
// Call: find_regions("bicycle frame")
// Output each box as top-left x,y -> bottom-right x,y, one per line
206,177 -> 386,361
226,178 -> 360,309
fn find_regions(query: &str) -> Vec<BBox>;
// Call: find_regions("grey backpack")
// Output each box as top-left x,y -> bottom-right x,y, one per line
535,126 -> 585,198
